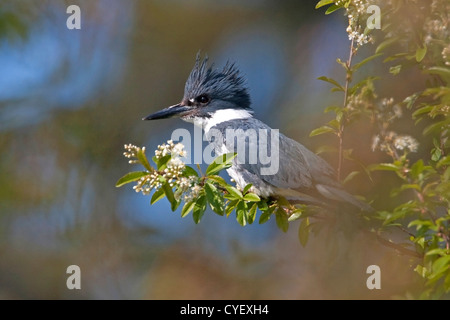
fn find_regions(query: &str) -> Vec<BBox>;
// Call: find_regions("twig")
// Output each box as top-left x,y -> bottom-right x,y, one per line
396,225 -> 416,238
375,233 -> 422,258
343,38 -> 355,107
196,163 -> 203,176
338,38 -> 355,181
337,128 -> 345,181
360,227 -> 421,258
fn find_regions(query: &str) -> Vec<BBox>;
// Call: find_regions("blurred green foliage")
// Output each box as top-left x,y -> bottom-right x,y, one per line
0,10 -> 27,41
313,0 -> 450,299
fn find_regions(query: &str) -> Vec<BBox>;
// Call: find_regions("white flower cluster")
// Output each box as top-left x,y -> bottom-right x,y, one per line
123,141 -> 202,201
160,141 -> 202,202
182,184 -> 202,203
376,97 -> 402,123
155,140 -> 187,159
424,0 -> 449,45
344,0 -> 374,47
154,140 -> 187,187
442,45 -> 450,66
133,175 -> 155,195
347,26 -> 372,47
394,135 -> 419,153
123,144 -> 145,164
372,131 -> 419,153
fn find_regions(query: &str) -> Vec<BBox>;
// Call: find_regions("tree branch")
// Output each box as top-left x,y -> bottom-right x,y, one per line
375,233 -> 422,258
337,38 -> 355,181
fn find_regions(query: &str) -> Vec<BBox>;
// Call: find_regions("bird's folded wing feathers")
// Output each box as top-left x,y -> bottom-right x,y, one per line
236,130 -> 315,189
214,118 -> 372,211
237,129 -> 336,191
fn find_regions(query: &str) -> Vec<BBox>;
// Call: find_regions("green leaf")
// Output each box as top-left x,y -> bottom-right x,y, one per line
205,182 -> 224,216
414,264 -> 428,278
206,175 -> 227,186
383,52 -> 409,63
225,199 -> 239,217
248,203 -> 258,224
275,208 -> 289,232
325,4 -> 342,14
376,37 -> 399,54
444,271 -> 450,292
437,156 -> 450,168
288,209 -> 303,222
422,86 -> 450,97
368,163 -> 400,172
423,119 -> 450,136
276,196 -> 292,207
298,217 -> 310,247
257,201 -> 269,212
426,67 -> 450,80
236,201 -> 247,226
243,193 -> 261,202
225,185 -> 243,200
315,0 -> 334,9
317,76 -> 344,91
242,183 -> 253,194
410,159 -> 424,178
412,105 -> 434,119
336,58 -> 348,70
315,145 -> 338,155
425,248 -> 446,257
182,166 -> 199,177
349,76 -> 379,95
259,208 -> 273,224
415,45 -> 427,62
162,183 -> 178,211
403,93 -> 420,110
181,201 -> 195,218
352,53 -> 383,71
150,187 -> 165,204
431,255 -> 450,275
193,195 -> 207,224
408,219 -> 434,229
115,171 -> 148,187
205,153 -> 237,176
400,184 -> 421,192
155,155 -> 171,170
310,125 -> 335,137
342,171 -> 360,185
389,65 -> 402,75
324,105 -> 342,114
137,148 -> 153,171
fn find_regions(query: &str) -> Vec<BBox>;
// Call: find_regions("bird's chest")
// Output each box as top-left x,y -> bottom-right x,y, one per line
226,163 -> 275,198
204,123 -> 276,197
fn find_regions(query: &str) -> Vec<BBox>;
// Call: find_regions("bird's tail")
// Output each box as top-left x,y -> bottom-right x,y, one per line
315,184 -> 374,212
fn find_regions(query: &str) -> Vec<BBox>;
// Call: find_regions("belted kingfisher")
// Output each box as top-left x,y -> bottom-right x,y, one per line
143,55 -> 372,212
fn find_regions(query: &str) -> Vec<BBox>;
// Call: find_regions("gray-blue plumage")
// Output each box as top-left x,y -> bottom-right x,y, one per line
206,118 -> 371,211
144,54 -> 373,211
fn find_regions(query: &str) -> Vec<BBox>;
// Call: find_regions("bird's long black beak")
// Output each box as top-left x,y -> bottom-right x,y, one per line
142,104 -> 190,120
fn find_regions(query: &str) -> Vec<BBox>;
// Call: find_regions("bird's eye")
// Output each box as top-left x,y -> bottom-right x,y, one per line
196,95 -> 210,104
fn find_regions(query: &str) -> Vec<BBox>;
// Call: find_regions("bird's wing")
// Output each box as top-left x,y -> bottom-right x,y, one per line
241,134 -> 373,211
245,132 -> 317,189
215,118 -> 316,189
225,118 -> 337,190
210,118 -> 373,211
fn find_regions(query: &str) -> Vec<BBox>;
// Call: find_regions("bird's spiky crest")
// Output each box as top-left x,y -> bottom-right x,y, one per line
184,53 -> 252,110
